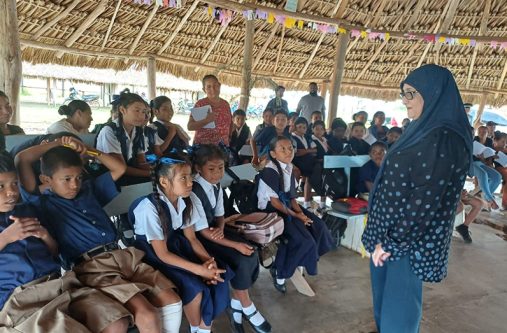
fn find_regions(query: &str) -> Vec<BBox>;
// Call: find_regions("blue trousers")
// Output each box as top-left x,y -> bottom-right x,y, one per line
370,256 -> 423,333
471,161 -> 501,201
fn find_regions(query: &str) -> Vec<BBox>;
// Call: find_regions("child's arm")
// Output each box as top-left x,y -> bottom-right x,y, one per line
0,216 -> 58,256
198,220 -> 255,256
15,138 -> 67,193
121,153 -> 150,177
82,145 -> 127,181
295,147 -> 317,156
183,226 -> 214,263
158,124 -> 177,154
251,137 -> 259,165
150,239 -> 225,282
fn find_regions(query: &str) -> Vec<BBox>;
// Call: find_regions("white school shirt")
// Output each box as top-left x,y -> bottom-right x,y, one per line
95,119 -> 147,160
46,118 -> 87,135
312,135 -> 329,153
133,188 -> 198,242
144,128 -> 164,149
192,174 -> 225,232
257,160 -> 296,210
291,133 -> 316,149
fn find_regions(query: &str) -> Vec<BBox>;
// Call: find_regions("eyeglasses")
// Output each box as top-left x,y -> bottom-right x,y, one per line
400,91 -> 419,100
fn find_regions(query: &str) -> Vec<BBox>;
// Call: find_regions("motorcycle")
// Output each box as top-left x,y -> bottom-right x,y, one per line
64,87 -> 101,106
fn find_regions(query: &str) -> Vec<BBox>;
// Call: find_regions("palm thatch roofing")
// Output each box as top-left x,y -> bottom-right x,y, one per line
16,0 -> 507,106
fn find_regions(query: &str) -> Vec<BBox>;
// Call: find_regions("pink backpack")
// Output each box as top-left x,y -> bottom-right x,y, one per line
225,212 -> 284,245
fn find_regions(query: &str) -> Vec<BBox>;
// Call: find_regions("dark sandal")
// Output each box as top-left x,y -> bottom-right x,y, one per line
228,307 -> 245,333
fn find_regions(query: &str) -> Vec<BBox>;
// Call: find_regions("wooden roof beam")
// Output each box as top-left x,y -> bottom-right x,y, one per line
495,59 -> 507,98
299,0 -> 344,79
33,0 -> 81,40
440,0 -> 460,33
253,24 -> 278,70
403,0 -> 427,31
157,0 -> 200,55
370,0 -> 388,28
273,26 -> 285,74
129,2 -> 160,55
466,0 -> 491,88
381,43 -> 419,84
355,0 -> 416,82
100,0 -> 122,51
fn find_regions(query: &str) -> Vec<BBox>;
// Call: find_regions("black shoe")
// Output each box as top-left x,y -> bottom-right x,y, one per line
228,307 -> 245,333
243,310 -> 272,333
456,224 -> 472,243
270,267 -> 286,294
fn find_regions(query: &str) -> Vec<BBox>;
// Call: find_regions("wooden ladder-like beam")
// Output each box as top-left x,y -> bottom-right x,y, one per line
495,59 -> 507,99
273,25 -> 285,74
129,3 -> 160,55
101,0 -> 122,51
253,24 -> 278,70
33,0 -> 81,40
466,0 -> 491,89
157,0 -> 200,55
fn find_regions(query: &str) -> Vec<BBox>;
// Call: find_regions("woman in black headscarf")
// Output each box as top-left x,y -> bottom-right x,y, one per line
362,64 -> 472,333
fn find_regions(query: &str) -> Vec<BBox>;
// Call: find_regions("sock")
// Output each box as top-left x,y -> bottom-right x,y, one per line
276,278 -> 285,285
319,201 -> 326,208
230,298 -> 242,324
243,303 -> 266,326
190,326 -> 200,333
198,329 -> 211,333
303,201 -> 311,208
159,301 -> 182,333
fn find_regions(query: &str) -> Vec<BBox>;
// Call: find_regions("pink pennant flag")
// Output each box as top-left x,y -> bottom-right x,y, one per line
423,35 -> 435,43
275,15 -> 286,24
470,39 -> 477,47
143,0 -> 151,5
134,0 -> 142,4
351,30 -> 361,38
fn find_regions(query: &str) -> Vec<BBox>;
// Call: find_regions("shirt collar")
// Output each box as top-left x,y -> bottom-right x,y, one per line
157,186 -> 185,215
195,174 -> 218,193
114,119 -> 137,140
278,160 -> 292,174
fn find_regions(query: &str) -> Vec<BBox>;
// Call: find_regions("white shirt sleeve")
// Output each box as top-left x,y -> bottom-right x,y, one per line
257,178 -> 279,210
96,126 -> 122,155
132,198 -> 165,242
190,192 -> 210,232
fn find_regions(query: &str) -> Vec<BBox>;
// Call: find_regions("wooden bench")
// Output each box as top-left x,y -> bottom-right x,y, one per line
323,155 -> 371,256
104,163 -> 317,297
6,133 -> 97,151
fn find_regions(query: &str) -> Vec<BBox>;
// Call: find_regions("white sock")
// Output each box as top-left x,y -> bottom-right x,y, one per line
243,303 -> 266,326
303,201 -> 311,208
160,301 -> 182,333
319,200 -> 326,208
276,278 -> 285,285
198,329 -> 211,333
190,326 -> 200,333
231,298 -> 242,323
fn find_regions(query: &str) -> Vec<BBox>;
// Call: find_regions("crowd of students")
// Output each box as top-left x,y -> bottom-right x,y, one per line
0,73 -> 501,332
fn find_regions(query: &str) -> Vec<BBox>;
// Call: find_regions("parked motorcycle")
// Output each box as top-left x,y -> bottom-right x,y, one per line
64,87 -> 101,106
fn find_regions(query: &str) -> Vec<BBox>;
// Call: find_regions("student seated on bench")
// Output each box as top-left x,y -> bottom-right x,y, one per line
356,142 -> 387,200
15,136 -> 183,333
257,136 -> 333,294
0,151 -> 131,332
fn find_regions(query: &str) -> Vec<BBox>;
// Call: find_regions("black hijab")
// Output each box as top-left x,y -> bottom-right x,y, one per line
369,64 -> 473,207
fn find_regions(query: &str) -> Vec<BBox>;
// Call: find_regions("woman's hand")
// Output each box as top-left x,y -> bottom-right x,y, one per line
372,243 -> 391,267
234,242 -> 255,256
204,110 -> 216,125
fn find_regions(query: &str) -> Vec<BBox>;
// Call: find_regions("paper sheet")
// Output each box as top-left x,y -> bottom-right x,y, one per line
190,105 -> 215,129
496,151 -> 507,167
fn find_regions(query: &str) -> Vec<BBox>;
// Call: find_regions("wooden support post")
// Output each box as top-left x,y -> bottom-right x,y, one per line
328,33 -> 350,127
147,57 -> 157,101
239,19 -> 254,110
321,82 -> 329,101
0,0 -> 22,125
473,93 -> 488,129
46,77 -> 51,105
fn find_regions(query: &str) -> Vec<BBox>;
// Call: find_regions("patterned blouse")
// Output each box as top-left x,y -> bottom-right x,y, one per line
193,97 -> 232,145
362,128 -> 470,282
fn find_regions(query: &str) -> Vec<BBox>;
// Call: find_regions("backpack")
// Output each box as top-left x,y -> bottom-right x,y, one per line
225,212 -> 284,245
322,168 -> 348,200
331,197 -> 368,215
322,213 -> 348,248
224,167 -> 259,215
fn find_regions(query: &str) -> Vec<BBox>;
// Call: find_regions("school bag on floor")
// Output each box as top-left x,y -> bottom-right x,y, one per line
224,167 -> 259,215
322,213 -> 348,248
322,168 -> 348,200
225,212 -> 284,245
331,197 -> 368,215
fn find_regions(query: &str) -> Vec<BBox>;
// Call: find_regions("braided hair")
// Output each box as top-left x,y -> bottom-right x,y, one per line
148,153 -> 193,238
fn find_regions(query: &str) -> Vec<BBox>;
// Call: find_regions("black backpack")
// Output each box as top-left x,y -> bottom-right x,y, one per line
224,167 -> 259,216
322,168 -> 348,200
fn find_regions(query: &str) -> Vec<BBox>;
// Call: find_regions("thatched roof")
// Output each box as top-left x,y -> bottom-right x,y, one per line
16,0 -> 507,106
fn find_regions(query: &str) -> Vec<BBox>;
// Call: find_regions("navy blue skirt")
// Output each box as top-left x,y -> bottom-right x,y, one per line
198,229 -> 260,290
266,205 -> 334,279
134,233 -> 232,326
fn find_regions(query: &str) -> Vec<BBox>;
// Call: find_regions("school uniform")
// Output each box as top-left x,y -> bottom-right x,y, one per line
0,204 -> 131,332
254,126 -> 293,157
292,133 -> 317,177
348,137 -> 371,155
20,172 -> 176,306
357,159 -> 379,193
95,119 -> 149,185
312,135 -> 329,160
143,126 -> 164,155
130,190 -> 231,326
326,134 -> 347,154
149,120 -> 190,153
230,124 -> 252,165
192,174 -> 260,291
257,160 -> 334,279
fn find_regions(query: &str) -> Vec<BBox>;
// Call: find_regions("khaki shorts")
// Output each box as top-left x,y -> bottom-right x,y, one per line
0,271 -> 132,333
73,247 -> 176,304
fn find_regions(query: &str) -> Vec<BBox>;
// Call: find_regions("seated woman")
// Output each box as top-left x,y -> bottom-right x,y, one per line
0,91 -> 24,136
47,100 -> 92,135
356,142 -> 387,200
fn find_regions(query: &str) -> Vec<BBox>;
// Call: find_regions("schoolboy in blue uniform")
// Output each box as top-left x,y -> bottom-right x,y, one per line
0,151 -> 130,332
15,136 -> 183,333
252,110 -> 292,166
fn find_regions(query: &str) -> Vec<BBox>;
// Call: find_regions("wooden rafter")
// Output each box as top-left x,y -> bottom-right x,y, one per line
273,25 -> 285,74
101,0 -> 122,51
64,0 -> 108,48
129,2 -> 160,55
403,0 -> 427,31
440,0 -> 460,33
495,59 -> 507,98
157,0 -> 200,55
335,0 -> 349,18
370,0 -> 388,28
33,0 -> 80,40
466,0 -> 491,88
253,24 -> 278,70
381,43 -> 419,84
299,0 -> 343,79
355,0 -> 416,82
